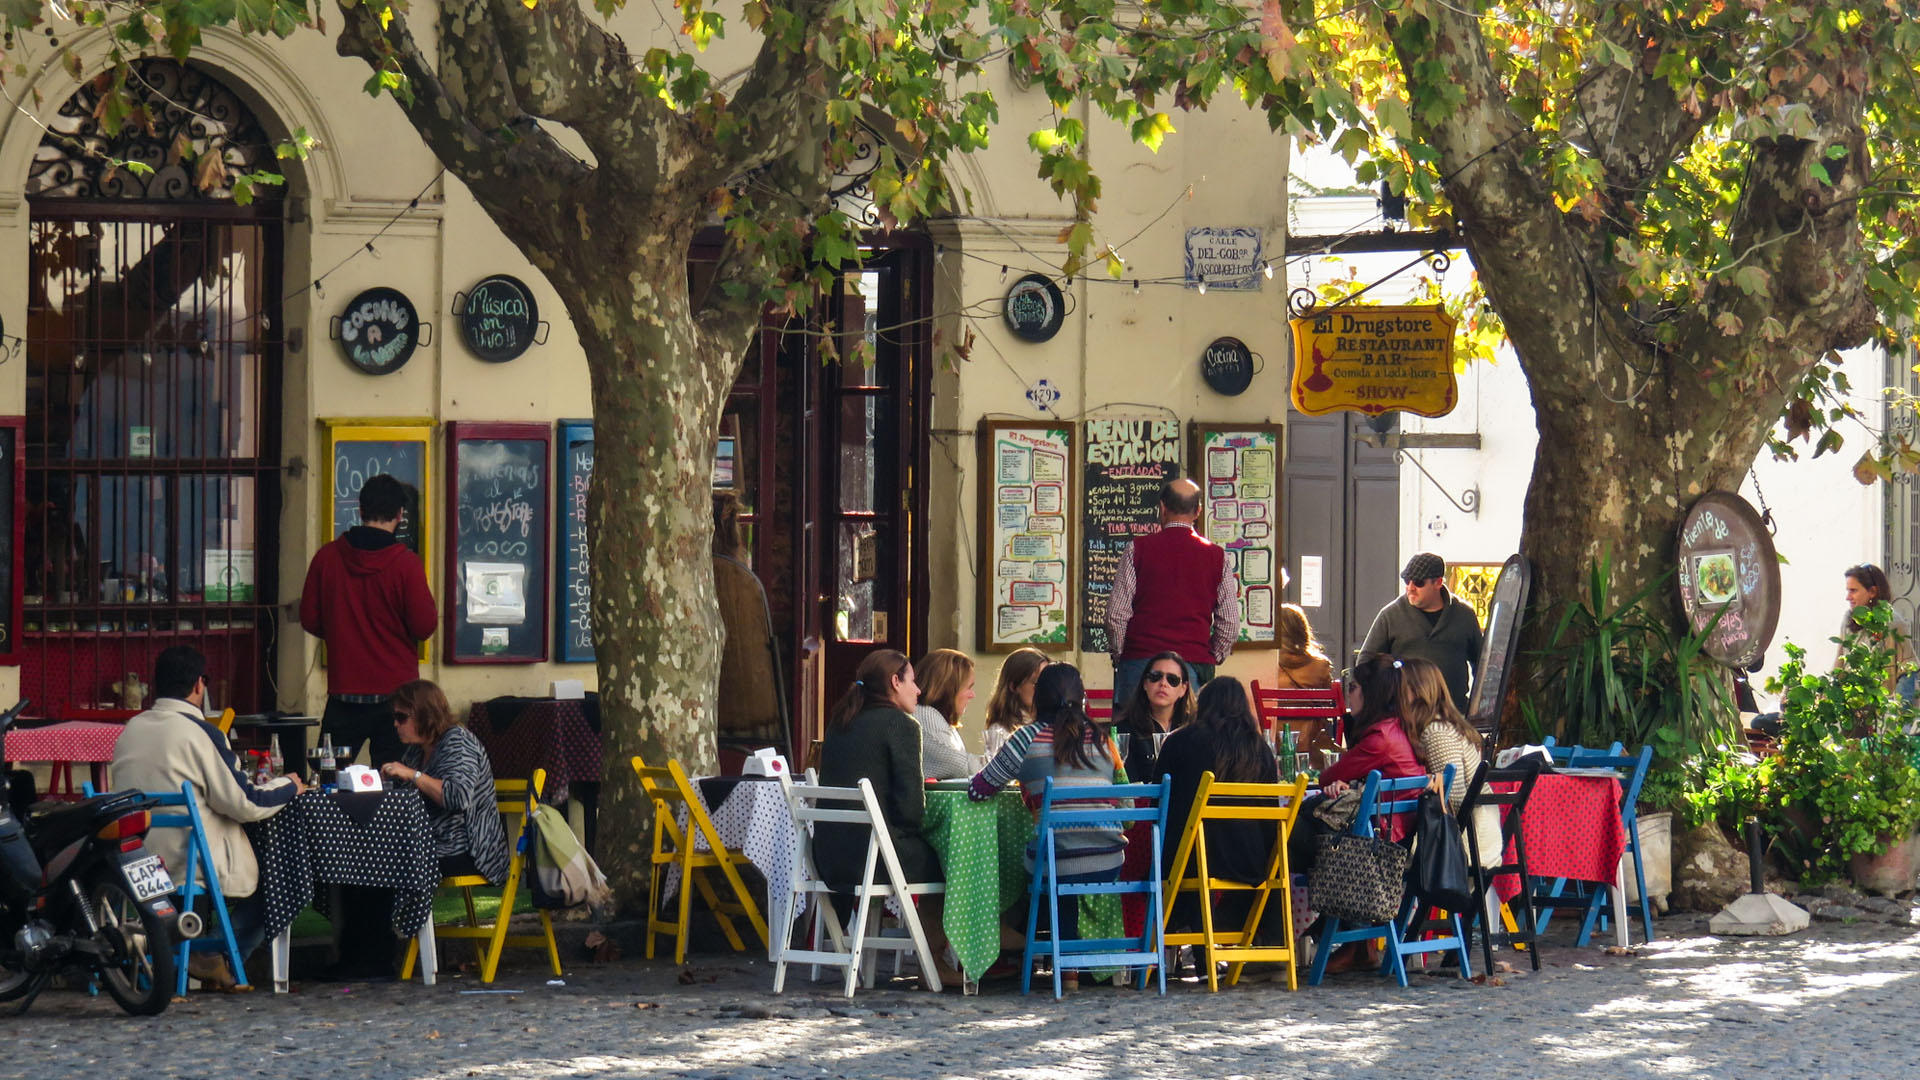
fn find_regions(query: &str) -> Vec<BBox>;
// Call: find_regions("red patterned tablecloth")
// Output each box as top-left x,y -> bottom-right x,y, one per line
467,700 -> 602,805
1495,773 -> 1627,902
4,721 -> 125,765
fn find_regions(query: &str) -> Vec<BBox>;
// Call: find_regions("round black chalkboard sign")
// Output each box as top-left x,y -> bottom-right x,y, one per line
1201,336 -> 1255,395
460,275 -> 539,363
1003,274 -> 1065,343
1675,491 -> 1781,670
338,287 -> 422,376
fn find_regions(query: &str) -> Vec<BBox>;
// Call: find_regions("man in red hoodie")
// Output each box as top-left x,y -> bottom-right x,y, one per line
299,474 -> 437,768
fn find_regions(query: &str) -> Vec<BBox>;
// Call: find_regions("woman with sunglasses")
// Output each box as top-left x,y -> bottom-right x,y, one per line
1113,651 -> 1196,783
332,679 -> 507,979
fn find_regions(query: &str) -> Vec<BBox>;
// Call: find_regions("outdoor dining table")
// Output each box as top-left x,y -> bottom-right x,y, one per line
1495,770 -> 1631,946
663,775 -> 797,925
2,720 -> 123,798
469,698 -> 603,850
254,787 -> 441,992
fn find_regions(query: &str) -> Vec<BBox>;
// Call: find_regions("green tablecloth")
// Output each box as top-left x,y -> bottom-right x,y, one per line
923,789 -> 1123,980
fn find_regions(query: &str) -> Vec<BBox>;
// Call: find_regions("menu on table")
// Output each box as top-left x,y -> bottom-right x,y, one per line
1191,423 -> 1283,647
1079,419 -> 1182,653
977,421 -> 1073,652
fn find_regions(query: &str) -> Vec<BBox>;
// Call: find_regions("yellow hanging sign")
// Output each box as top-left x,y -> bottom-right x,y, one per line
1289,304 -> 1460,418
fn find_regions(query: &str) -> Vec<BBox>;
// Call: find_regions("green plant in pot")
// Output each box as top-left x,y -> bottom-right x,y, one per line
1763,603 -> 1920,891
1520,549 -> 1740,809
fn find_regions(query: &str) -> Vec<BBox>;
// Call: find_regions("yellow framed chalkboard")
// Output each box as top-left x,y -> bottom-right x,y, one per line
320,418 -> 435,662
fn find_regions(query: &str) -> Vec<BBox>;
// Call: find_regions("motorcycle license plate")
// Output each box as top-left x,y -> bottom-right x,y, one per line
123,856 -> 174,902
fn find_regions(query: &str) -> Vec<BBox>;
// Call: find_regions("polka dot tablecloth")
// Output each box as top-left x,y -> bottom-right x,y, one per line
468,700 -> 602,807
662,777 -> 796,930
3,721 -> 124,764
1495,773 -> 1627,903
922,790 -> 1123,982
250,789 -> 438,940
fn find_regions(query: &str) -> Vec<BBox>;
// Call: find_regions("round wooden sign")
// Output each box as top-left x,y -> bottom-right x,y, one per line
337,287 -> 422,376
460,275 -> 539,363
1675,491 -> 1781,669
1003,274 -> 1065,343
1201,336 -> 1255,396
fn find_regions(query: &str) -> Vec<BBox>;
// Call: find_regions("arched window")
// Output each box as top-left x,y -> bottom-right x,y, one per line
24,59 -> 286,716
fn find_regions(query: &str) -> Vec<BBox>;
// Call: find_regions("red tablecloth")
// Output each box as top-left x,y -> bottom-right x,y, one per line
4,721 -> 125,765
467,699 -> 602,805
1495,773 -> 1626,902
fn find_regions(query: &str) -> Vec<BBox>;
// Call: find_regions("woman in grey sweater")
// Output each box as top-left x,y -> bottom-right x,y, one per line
912,648 -> 980,779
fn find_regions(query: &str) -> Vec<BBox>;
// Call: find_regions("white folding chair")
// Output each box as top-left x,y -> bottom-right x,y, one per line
771,773 -> 944,996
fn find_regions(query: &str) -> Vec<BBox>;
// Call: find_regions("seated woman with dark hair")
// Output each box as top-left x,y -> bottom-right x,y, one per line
1113,650 -> 1197,784
381,679 -> 510,881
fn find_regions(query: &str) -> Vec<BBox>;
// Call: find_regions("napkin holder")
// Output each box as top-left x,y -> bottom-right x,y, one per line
1494,744 -> 1554,770
340,764 -> 384,792
741,748 -> 788,777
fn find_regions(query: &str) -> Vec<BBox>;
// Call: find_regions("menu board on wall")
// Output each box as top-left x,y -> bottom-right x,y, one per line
1079,419 -> 1182,653
321,418 -> 434,662
1191,423 -> 1283,647
555,420 -> 594,663
446,422 -> 550,664
977,421 -> 1073,652
0,418 -> 20,665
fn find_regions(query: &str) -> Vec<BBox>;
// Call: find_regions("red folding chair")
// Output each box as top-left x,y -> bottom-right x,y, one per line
1085,689 -> 1114,722
1249,681 -> 1346,751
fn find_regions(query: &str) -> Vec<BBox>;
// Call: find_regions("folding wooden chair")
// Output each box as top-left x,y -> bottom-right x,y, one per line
1458,758 -> 1545,974
770,773 -> 945,996
1567,744 -> 1656,945
1085,689 -> 1114,722
88,780 -> 248,994
1249,682 -> 1346,756
1023,777 -> 1172,999
631,754 -> 770,964
1307,768 -> 1472,987
1162,771 -> 1311,990
400,769 -> 563,984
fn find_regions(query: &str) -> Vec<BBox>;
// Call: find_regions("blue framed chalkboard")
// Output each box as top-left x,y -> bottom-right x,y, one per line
555,419 -> 594,663
445,422 -> 550,664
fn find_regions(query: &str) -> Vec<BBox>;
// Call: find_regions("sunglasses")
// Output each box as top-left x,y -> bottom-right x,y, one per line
1405,577 -> 1436,587
393,710 -> 413,724
1143,670 -> 1185,688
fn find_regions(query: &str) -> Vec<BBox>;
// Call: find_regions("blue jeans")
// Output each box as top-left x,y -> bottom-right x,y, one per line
1111,658 -> 1211,705
203,889 -> 266,959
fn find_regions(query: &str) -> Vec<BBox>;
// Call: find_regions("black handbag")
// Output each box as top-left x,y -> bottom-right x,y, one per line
1310,832 -> 1411,924
1410,790 -> 1474,913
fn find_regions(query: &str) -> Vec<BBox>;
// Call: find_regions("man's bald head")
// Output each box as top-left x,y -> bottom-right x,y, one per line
1159,478 -> 1202,522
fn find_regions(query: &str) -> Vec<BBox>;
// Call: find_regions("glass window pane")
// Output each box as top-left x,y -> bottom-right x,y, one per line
835,521 -> 892,643
175,476 -> 256,604
840,270 -> 891,387
838,394 -> 894,513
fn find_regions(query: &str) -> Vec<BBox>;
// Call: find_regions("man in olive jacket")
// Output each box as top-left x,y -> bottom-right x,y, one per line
1357,552 -> 1483,713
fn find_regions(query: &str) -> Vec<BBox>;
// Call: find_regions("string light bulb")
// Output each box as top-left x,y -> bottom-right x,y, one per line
1196,277 -> 1207,295
1263,262 -> 1274,280
1132,280 -> 1141,295
365,242 -> 382,260
999,264 -> 1008,283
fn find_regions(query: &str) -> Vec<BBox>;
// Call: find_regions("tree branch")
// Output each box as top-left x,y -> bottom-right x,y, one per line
1572,15 -> 1713,208
706,0 -> 834,182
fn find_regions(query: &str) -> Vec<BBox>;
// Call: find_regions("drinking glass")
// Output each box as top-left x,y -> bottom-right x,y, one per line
1153,732 -> 1169,754
1113,732 -> 1132,760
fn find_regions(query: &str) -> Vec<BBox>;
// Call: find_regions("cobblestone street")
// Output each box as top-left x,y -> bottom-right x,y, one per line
4,913 -> 1915,1079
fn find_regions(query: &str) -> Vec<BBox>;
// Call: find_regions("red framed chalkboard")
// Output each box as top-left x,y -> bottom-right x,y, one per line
444,421 -> 551,664
0,418 -> 21,665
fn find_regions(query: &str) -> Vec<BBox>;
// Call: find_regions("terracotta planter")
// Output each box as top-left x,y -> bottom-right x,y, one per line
1848,831 -> 1920,899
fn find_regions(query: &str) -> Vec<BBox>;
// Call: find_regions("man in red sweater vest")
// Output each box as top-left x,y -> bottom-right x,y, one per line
299,474 -> 437,768
1105,478 -> 1241,701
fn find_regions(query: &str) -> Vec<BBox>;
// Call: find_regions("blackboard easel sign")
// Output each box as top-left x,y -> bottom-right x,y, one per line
1466,553 -> 1532,743
1079,419 -> 1182,653
0,418 -> 21,666
555,419 -> 594,663
445,422 -> 551,664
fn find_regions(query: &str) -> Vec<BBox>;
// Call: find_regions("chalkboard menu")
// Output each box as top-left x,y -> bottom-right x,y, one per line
977,421 -> 1073,652
1191,423 -> 1283,647
446,422 -> 550,663
457,275 -> 542,363
1466,554 -> 1532,742
0,418 -> 21,665
555,419 -> 594,663
1079,419 -> 1182,653
320,418 -> 435,663
1676,491 -> 1780,670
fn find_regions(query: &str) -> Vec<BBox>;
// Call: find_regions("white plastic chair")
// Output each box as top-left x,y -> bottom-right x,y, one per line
771,773 -> 944,996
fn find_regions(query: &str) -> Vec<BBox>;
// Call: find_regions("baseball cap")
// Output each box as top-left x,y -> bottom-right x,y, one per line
1401,552 -> 1445,584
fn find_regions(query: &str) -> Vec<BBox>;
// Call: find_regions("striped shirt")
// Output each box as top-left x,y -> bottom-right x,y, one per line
402,726 -> 510,885
969,721 -> 1130,876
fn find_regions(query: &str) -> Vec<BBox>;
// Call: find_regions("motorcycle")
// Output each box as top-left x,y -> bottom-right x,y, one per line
1,700 -> 200,1015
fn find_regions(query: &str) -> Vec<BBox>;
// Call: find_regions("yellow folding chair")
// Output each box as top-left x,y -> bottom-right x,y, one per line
1162,772 -> 1312,990
400,768 -> 564,984
632,755 -> 770,965
214,707 -> 236,736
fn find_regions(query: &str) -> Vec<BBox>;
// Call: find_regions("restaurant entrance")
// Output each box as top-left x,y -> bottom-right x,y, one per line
716,238 -> 933,759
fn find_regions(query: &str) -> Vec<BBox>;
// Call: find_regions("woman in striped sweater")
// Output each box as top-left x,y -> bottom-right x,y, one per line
969,663 -> 1126,989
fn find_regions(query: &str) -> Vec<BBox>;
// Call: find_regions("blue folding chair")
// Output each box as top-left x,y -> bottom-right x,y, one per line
90,780 -> 251,993
1523,743 -> 1655,946
1307,768 -> 1472,988
1021,777 -> 1172,999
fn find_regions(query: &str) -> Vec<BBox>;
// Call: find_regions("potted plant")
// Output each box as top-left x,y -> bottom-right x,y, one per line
1763,604 -> 1920,896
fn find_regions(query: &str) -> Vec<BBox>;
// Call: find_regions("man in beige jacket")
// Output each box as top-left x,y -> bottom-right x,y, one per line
112,646 -> 303,986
